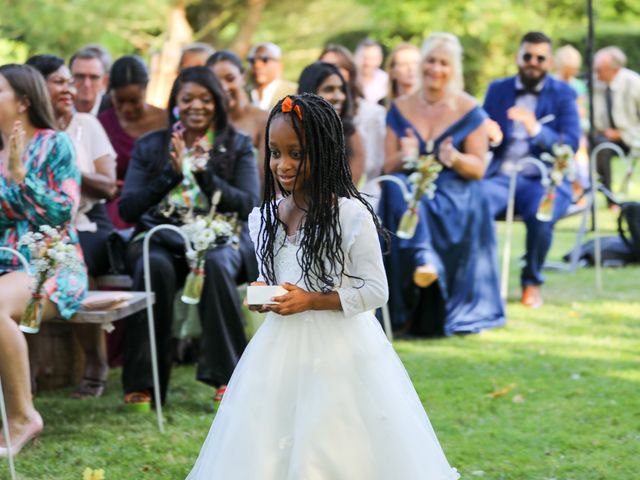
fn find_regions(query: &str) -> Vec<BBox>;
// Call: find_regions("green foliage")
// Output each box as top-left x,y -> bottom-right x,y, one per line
0,0 -> 170,63
0,39 -> 29,64
559,23 -> 640,74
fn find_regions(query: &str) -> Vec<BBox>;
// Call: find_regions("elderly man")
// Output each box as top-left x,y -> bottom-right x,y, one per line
248,42 -> 297,111
178,42 -> 216,71
70,46 -> 111,115
593,46 -> 640,204
482,31 -> 581,308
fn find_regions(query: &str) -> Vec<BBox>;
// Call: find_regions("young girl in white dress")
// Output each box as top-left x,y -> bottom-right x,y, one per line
186,94 -> 459,480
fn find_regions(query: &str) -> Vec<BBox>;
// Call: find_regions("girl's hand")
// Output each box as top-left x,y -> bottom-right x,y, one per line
170,131 -> 185,173
265,282 -> 313,316
245,281 -> 268,313
8,120 -> 27,183
438,136 -> 459,169
399,128 -> 419,161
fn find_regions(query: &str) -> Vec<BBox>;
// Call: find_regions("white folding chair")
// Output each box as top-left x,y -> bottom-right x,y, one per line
141,225 -> 196,433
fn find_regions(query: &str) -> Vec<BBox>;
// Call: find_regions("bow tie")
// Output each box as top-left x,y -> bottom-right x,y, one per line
516,87 -> 540,96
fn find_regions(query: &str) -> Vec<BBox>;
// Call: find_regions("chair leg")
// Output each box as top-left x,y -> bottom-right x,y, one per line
500,171 -> 518,302
380,304 -> 393,342
568,196 -> 593,273
0,378 -> 18,480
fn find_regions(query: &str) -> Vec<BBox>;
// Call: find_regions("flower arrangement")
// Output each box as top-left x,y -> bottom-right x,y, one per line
179,191 -> 239,304
397,141 -> 443,239
537,144 -> 576,222
17,225 -> 83,333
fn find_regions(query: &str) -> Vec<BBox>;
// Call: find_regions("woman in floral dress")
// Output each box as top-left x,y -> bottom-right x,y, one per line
0,64 -> 86,457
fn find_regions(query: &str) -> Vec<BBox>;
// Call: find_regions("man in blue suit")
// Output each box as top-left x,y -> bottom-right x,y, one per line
483,31 -> 581,308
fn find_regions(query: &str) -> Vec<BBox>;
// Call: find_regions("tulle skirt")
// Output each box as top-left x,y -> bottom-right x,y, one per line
186,309 -> 459,480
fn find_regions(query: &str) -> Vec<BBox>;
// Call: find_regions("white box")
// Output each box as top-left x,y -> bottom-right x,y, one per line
246,285 -> 288,305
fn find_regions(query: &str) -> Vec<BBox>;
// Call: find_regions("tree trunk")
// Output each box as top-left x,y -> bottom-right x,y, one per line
146,2 -> 193,108
230,0 -> 269,58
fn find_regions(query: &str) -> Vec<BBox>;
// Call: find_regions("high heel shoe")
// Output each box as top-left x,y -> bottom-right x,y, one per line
413,264 -> 438,288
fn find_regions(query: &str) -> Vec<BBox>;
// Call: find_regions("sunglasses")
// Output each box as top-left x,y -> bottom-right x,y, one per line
522,53 -> 547,64
248,56 -> 277,65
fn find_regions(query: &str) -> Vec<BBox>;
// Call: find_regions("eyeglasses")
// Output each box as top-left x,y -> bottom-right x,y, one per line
522,53 -> 547,64
72,73 -> 102,84
248,56 -> 277,65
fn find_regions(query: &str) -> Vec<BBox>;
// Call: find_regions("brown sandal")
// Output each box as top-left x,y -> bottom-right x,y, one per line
71,377 -> 106,399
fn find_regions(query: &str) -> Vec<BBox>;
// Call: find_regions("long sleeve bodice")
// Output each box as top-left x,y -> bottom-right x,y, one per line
248,198 -> 388,318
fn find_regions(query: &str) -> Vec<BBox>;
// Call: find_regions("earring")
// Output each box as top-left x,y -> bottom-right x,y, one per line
172,106 -> 180,120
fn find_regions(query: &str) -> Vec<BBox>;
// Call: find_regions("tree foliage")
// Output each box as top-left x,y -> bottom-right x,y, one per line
0,0 -> 170,62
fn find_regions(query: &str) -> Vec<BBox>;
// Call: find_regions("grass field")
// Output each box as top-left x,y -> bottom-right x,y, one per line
2,197 -> 639,480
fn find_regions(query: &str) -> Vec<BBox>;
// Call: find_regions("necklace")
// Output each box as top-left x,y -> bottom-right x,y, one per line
57,114 -> 72,131
419,90 -> 447,108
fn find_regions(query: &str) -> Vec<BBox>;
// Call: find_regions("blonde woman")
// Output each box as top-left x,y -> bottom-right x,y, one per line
380,32 -> 504,337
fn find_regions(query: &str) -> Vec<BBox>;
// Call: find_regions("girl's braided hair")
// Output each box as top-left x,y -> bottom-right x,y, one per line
258,93 -> 386,290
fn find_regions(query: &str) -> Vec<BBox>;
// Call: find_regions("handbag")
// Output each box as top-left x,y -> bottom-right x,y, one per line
106,227 -> 135,274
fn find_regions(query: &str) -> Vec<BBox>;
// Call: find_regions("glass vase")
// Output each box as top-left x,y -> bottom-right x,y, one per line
397,207 -> 419,239
19,293 -> 45,334
181,265 -> 205,305
536,186 -> 556,222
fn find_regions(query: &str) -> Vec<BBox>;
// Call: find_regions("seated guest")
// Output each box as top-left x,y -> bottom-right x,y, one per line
355,38 -> 389,105
593,46 -> 640,203
319,45 -> 386,197
27,54 -> 117,399
483,31 -> 581,308
98,56 -> 167,229
69,46 -> 111,115
553,45 -> 589,196
0,64 -> 86,455
178,43 -> 216,71
386,43 -> 421,103
247,42 -> 297,111
119,67 -> 259,406
298,61 -> 365,184
207,50 -> 268,183
379,33 -> 505,336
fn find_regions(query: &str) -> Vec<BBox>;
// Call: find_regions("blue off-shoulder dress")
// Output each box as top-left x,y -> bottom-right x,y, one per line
379,103 -> 505,336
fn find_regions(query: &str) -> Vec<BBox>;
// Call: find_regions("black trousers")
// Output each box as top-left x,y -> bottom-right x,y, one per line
122,240 -> 247,403
78,203 -> 114,277
595,135 -> 629,201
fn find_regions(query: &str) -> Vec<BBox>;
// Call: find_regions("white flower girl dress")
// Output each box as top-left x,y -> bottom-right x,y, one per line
186,198 -> 459,480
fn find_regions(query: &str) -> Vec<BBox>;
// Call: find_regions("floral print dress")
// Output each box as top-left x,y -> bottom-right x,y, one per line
0,129 -> 87,319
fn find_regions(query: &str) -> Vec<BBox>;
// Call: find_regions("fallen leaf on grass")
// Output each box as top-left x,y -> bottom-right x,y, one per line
512,394 -> 525,403
487,383 -> 517,398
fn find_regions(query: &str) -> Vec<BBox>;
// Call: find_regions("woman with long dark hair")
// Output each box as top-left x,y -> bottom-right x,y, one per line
0,64 -> 86,456
298,61 -> 365,184
319,45 -> 386,197
118,66 -> 259,406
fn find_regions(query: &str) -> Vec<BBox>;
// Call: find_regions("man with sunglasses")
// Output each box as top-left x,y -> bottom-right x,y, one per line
247,42 -> 297,111
482,31 -> 581,308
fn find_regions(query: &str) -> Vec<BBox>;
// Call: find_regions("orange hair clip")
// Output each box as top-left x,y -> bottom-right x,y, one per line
281,96 -> 302,120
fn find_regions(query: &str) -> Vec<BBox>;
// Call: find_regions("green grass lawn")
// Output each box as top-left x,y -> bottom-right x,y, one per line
2,198 -> 639,480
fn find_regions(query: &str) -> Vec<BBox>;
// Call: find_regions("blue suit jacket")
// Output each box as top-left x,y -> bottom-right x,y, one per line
483,75 -> 580,178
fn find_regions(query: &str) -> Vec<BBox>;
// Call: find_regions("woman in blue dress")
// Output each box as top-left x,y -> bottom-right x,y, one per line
379,33 -> 505,336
